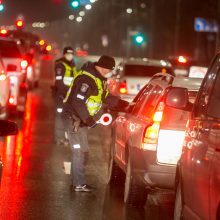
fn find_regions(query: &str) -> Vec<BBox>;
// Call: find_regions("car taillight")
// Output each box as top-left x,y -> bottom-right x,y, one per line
141,102 -> 164,151
21,60 -> 28,69
0,73 -> 6,80
9,97 -> 15,105
178,56 -> 187,64
119,81 -> 128,94
156,130 -> 185,164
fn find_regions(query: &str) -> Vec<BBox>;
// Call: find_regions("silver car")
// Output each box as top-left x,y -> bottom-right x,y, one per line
108,73 -> 202,207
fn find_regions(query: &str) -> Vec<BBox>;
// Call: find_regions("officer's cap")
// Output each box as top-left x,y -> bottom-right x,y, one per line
96,55 -> 115,70
63,46 -> 74,54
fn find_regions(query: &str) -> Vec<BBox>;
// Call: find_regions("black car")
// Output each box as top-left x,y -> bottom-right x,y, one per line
166,52 -> 220,220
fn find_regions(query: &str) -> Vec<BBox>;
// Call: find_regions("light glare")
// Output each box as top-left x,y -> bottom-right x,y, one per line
85,4 -> 92,10
76,17 -> 82,22
79,11 -> 85,16
69,15 -> 74,20
126,8 -> 133,14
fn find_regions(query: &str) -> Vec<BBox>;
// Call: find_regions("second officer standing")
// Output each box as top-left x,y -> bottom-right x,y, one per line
54,46 -> 78,145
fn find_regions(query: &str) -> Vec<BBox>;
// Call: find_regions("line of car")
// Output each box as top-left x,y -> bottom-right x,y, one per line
0,33 -> 41,118
104,54 -> 219,219
0,29 -> 45,182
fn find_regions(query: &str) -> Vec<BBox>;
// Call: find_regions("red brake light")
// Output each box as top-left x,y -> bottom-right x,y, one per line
178,56 -> 187,64
119,81 -> 128,94
141,102 -> 164,150
46,45 -> 52,52
0,29 -> 7,35
16,20 -> 24,28
21,60 -> 28,69
39,39 -> 45,46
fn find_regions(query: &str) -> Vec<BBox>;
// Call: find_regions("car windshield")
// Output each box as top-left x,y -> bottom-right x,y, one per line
124,64 -> 173,77
0,41 -> 22,58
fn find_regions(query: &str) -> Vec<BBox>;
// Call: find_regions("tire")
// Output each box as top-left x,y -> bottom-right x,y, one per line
107,135 -> 125,185
124,156 -> 148,207
174,181 -> 183,220
17,86 -> 27,115
34,80 -> 39,88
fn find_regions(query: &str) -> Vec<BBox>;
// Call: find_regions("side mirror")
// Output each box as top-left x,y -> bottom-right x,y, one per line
7,64 -> 17,72
0,120 -> 18,136
165,87 -> 189,109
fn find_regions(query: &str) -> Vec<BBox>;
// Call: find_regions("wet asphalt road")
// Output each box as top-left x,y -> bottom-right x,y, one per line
0,59 -> 175,220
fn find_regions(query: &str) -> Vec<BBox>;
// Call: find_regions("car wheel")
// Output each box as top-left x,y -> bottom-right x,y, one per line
124,156 -> 148,207
34,80 -> 39,88
107,135 -> 124,185
174,181 -> 183,220
17,86 -> 27,115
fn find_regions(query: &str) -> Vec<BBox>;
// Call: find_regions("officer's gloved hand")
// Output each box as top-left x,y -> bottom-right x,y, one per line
118,99 -> 130,112
57,108 -> 63,113
85,117 -> 97,129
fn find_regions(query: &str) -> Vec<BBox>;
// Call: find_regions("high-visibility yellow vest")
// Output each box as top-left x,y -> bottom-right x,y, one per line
64,70 -> 108,116
60,61 -> 78,86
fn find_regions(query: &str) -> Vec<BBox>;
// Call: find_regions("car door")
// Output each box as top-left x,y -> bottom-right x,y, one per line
203,71 -> 220,220
182,54 -> 220,219
209,125 -> 220,220
128,84 -> 164,152
114,84 -> 154,168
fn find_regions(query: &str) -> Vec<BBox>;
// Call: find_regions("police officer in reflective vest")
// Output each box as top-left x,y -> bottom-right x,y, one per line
62,55 -> 129,192
54,46 -> 78,145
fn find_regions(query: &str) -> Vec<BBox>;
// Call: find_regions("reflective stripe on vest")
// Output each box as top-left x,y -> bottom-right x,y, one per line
63,70 -> 108,116
61,62 -> 78,86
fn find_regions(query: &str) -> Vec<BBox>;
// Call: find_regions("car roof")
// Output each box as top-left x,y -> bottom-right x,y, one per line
172,77 -> 203,91
149,73 -> 202,92
121,57 -> 172,68
0,37 -> 18,43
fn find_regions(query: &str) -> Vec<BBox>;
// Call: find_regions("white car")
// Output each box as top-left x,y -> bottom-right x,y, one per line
116,57 -> 174,102
0,38 -> 28,115
0,56 -> 10,118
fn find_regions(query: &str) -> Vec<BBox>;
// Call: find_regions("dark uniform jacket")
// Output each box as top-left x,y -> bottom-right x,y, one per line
54,57 -> 76,108
63,62 -> 128,127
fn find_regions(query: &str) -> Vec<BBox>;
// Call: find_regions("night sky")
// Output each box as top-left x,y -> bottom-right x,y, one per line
0,0 -> 219,63
0,0 -> 72,25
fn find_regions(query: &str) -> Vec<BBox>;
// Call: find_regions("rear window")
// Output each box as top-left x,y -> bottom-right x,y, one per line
0,41 -> 22,58
123,64 -> 173,77
161,106 -> 189,130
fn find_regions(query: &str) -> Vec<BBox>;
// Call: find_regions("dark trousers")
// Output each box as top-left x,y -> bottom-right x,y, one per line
63,114 -> 89,186
54,110 -> 66,143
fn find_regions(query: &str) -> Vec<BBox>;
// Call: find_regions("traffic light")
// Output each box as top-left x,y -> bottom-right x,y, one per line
0,3 -> 4,12
71,0 -> 80,9
133,33 -> 145,46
